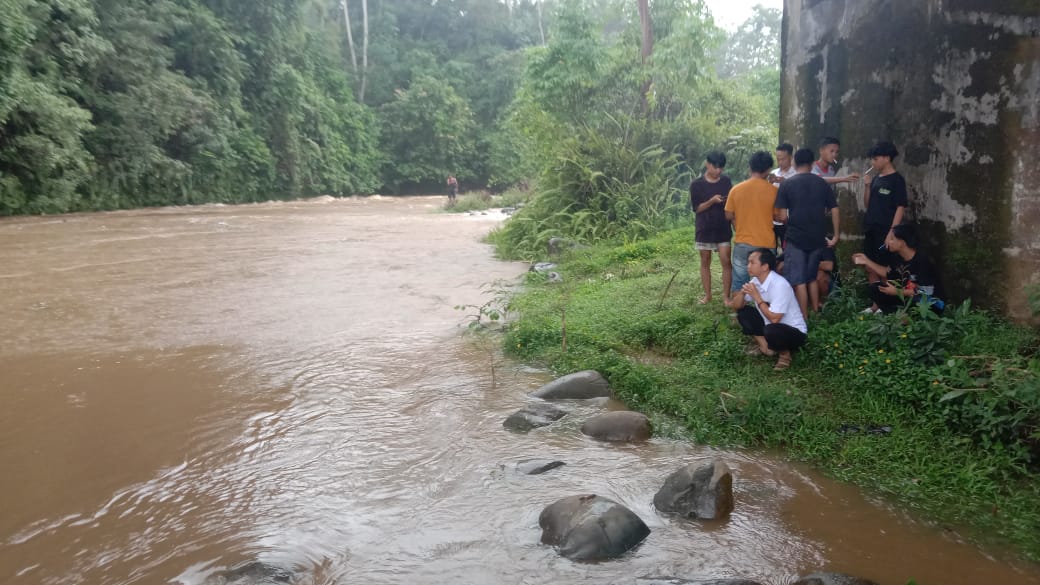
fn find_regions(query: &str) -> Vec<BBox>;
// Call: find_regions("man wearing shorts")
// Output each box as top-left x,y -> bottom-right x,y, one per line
776,148 -> 839,319
724,151 -> 777,295
690,151 -> 733,303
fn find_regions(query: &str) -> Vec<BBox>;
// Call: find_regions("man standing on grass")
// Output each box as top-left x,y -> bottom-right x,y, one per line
776,147 -> 840,318
690,151 -> 733,304
724,151 -> 778,295
861,140 -> 909,313
768,142 -> 796,251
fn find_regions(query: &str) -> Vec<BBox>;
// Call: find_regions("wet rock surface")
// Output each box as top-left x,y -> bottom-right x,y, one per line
203,562 -> 292,585
539,494 -> 650,561
515,459 -> 566,475
503,402 -> 568,432
653,460 -> 734,520
531,370 -> 612,400
791,573 -> 880,585
581,411 -> 651,442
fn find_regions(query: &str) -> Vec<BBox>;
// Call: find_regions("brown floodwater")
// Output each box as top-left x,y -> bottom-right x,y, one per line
0,196 -> 1036,585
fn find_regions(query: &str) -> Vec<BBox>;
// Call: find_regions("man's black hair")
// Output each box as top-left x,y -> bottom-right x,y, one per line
705,151 -> 727,168
867,140 -> 899,160
749,151 -> 774,174
819,136 -> 841,148
776,143 -> 794,154
891,223 -> 918,248
793,147 -> 815,167
752,247 -> 777,271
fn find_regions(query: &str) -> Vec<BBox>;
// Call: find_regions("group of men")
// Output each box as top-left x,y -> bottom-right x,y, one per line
690,138 -> 941,371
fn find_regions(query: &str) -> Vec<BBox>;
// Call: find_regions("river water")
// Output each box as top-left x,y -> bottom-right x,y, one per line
0,196 -> 1036,585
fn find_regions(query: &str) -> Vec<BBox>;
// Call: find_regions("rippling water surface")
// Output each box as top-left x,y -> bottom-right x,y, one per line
1,197 -> 1037,585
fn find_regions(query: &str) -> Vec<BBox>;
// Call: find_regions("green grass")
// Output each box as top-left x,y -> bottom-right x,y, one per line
499,224 -> 1040,562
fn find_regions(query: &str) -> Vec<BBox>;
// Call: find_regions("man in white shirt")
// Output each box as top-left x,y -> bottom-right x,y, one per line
768,143 -> 796,250
726,247 -> 808,370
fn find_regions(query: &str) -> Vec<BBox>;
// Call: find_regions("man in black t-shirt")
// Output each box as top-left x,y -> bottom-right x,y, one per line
852,224 -> 943,314
775,148 -> 839,318
862,141 -> 908,268
690,151 -> 734,304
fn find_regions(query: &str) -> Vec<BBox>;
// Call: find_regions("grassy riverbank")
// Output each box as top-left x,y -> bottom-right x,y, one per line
492,225 -> 1040,562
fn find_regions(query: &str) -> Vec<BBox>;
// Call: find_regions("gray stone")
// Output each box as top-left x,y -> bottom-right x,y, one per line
539,494 -> 650,561
503,403 -> 568,432
580,411 -> 651,442
791,573 -> 880,585
530,262 -> 557,272
531,370 -> 612,400
516,459 -> 566,475
653,460 -> 734,520
203,562 -> 292,585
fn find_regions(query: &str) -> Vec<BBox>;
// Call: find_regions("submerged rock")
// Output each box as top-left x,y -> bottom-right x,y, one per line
531,370 -> 612,400
204,562 -> 292,585
632,574 -> 765,578
580,411 -> 651,442
653,460 -> 734,520
530,262 -> 557,272
515,459 -> 566,475
503,403 -> 568,432
539,494 -> 650,561
792,573 -> 880,585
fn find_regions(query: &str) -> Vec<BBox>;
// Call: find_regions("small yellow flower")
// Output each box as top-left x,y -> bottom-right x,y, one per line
839,363 -> 844,369
833,342 -> 839,348
859,316 -> 865,321
878,349 -> 885,354
933,380 -> 939,385
885,359 -> 892,364
862,359 -> 868,364
900,333 -> 907,339
704,351 -> 709,356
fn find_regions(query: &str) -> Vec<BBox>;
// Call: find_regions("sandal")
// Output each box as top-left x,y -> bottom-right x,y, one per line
773,354 -> 792,371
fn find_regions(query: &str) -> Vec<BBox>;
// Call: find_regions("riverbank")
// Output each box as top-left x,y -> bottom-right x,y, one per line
494,225 -> 1040,562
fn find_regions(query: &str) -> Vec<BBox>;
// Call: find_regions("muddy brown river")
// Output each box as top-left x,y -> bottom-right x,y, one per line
1,196 -> 1037,585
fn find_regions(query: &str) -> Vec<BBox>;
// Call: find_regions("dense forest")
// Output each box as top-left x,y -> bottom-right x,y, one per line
0,0 -> 779,215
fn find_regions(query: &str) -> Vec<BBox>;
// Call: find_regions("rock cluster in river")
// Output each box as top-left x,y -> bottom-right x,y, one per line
509,370 -> 880,585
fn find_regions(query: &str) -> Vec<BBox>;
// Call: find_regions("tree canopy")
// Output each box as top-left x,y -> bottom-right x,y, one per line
0,0 -> 780,215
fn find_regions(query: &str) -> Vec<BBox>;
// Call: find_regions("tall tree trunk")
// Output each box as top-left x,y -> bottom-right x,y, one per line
637,0 -> 653,114
359,0 -> 369,103
536,0 -> 545,45
340,0 -> 358,72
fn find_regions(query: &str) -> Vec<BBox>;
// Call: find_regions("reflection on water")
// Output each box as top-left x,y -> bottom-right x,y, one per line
0,197 -> 1036,585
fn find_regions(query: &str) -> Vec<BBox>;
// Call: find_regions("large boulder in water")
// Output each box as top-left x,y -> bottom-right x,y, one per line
539,494 -> 650,561
204,562 -> 292,585
503,402 -> 568,432
531,370 -> 611,400
653,460 -> 734,520
580,411 -> 651,442
792,573 -> 880,585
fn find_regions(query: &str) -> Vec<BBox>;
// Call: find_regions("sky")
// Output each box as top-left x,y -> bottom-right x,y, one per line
702,0 -> 784,30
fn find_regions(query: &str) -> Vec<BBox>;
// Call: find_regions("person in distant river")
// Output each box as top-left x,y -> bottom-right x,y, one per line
447,175 -> 458,206
690,151 -> 734,304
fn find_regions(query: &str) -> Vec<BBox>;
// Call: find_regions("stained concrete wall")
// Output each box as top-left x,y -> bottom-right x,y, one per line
780,0 -> 1040,318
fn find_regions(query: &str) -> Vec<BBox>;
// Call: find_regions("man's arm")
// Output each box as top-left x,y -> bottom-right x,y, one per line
891,205 -> 905,229
852,253 -> 889,279
775,208 -> 788,223
742,284 -> 784,324
695,194 -> 722,213
725,210 -> 735,223
826,207 -> 840,247
821,174 -> 859,185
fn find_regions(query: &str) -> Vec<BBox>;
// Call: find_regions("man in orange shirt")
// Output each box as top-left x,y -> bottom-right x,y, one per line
725,151 -> 778,295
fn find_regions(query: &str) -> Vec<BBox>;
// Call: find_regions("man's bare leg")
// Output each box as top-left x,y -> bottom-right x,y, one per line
699,249 -> 713,304
719,244 -> 732,303
794,283 -> 809,319
753,335 -> 776,356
